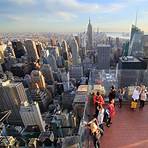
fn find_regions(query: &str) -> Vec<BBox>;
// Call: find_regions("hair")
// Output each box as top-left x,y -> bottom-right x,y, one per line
109,99 -> 114,104
98,104 -> 103,109
96,91 -> 100,96
91,92 -> 95,96
111,85 -> 115,90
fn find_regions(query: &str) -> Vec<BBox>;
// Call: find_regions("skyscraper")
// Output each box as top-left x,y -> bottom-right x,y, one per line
61,40 -> 68,61
143,35 -> 148,58
31,70 -> 46,90
96,44 -> 111,69
0,81 -> 28,124
46,54 -> 58,72
129,25 -> 144,57
0,43 -> 6,64
24,40 -> 39,62
70,38 -> 81,65
40,64 -> 54,85
36,42 -> 43,57
20,101 -> 45,131
11,40 -> 26,58
86,19 -> 92,50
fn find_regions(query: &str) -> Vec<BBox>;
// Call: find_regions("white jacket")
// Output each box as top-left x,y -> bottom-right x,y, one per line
97,108 -> 104,125
132,89 -> 140,101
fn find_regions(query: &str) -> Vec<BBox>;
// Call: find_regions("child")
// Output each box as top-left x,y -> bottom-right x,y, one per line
107,99 -> 115,126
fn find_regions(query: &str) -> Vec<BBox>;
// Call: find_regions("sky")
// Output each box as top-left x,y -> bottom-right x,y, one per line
0,0 -> 148,33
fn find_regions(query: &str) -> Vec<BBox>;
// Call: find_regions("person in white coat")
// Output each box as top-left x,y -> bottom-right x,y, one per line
132,86 -> 141,101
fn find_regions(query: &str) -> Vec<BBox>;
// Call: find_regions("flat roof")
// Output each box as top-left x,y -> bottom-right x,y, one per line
97,44 -> 111,48
77,85 -> 88,92
119,56 -> 141,63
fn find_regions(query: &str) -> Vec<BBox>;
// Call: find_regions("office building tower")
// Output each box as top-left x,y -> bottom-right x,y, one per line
143,35 -> 148,58
130,25 -> 139,42
11,63 -> 32,77
0,43 -> 6,64
50,37 -> 57,46
36,42 -> 43,57
5,41 -> 15,57
40,64 -> 54,85
129,25 -> 144,57
24,74 -> 32,88
70,38 -> 81,65
47,46 -> 59,60
69,65 -> 83,80
24,40 -> 39,62
61,40 -> 68,61
0,81 -> 28,124
74,36 -> 80,48
116,37 -> 120,48
20,102 -> 45,131
96,45 -> 111,69
11,40 -> 26,58
86,19 -> 92,50
118,56 -> 147,87
80,32 -> 87,48
47,54 -> 58,72
31,70 -> 46,90
30,88 -> 51,112
57,56 -> 64,68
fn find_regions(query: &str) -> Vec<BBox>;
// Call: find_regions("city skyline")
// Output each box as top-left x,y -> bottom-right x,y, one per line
0,0 -> 148,33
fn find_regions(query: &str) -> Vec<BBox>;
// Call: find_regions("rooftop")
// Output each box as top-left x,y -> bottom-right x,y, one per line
119,56 -> 141,63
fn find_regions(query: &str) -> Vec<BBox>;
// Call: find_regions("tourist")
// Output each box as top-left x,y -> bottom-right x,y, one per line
108,99 -> 115,126
139,87 -> 148,108
131,86 -> 141,110
108,85 -> 116,105
103,108 -> 111,127
94,92 -> 105,117
118,88 -> 125,108
84,117 -> 103,148
97,105 -> 105,134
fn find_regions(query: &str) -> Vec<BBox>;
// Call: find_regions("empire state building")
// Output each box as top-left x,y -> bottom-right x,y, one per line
86,19 -> 92,50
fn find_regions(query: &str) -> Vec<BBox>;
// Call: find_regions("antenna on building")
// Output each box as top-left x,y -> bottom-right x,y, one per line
135,9 -> 138,27
97,27 -> 99,33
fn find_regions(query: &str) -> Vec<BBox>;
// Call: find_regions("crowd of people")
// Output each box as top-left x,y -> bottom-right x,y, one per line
131,85 -> 148,110
82,85 -> 148,148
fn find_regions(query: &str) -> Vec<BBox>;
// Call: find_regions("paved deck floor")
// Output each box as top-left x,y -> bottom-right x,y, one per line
100,104 -> 148,148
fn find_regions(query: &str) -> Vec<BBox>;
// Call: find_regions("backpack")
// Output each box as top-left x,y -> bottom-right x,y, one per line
103,109 -> 110,123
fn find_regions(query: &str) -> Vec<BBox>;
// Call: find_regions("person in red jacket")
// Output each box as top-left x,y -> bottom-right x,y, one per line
94,92 -> 105,117
107,99 -> 115,127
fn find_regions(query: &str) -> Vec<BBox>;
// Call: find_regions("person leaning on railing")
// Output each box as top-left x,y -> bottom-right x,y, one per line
82,117 -> 103,148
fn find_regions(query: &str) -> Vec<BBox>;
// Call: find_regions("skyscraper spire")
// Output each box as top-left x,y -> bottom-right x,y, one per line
135,9 -> 138,27
86,18 -> 92,50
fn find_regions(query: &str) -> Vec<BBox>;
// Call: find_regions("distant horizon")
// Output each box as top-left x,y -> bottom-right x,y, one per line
0,0 -> 148,33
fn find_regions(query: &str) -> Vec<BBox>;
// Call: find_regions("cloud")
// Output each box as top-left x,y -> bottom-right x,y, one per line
45,0 -> 125,14
55,11 -> 77,20
8,0 -> 35,5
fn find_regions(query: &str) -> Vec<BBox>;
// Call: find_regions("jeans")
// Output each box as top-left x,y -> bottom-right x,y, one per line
140,100 -> 145,108
92,133 -> 100,148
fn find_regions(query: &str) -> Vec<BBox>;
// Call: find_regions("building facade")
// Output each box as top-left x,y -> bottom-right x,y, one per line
20,102 -> 45,131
